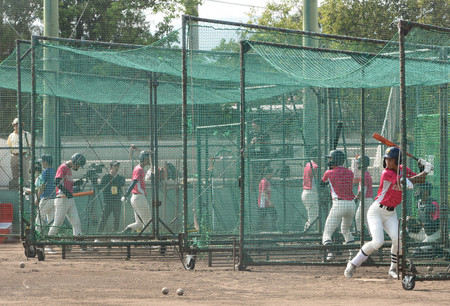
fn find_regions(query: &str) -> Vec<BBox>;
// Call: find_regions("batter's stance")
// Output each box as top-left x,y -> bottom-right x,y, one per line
345,147 -> 432,279
122,150 -> 151,233
47,153 -> 86,254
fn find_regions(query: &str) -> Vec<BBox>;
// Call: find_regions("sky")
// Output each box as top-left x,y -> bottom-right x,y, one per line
150,0 -> 322,32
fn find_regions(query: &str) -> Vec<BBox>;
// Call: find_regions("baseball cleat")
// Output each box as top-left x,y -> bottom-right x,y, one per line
326,252 -> 335,261
344,262 -> 356,278
388,268 -> 398,279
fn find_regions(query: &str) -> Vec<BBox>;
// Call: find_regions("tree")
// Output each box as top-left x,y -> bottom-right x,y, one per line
247,0 -> 448,41
320,0 -> 449,40
247,0 -> 303,30
59,0 -> 200,45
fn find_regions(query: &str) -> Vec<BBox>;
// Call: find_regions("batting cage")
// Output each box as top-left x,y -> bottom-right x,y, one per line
0,16 -> 448,282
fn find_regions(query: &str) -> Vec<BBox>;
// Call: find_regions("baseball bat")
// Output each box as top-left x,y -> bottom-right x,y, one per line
59,190 -> 94,198
372,132 -> 419,161
333,121 -> 343,150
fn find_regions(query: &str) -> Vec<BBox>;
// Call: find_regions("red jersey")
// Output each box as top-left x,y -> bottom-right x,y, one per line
131,164 -> 146,196
376,166 -> 416,208
359,171 -> 373,198
303,161 -> 318,190
258,178 -> 271,208
55,163 -> 73,196
322,166 -> 355,200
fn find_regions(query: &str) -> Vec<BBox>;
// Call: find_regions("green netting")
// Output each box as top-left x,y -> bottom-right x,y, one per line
0,19 -> 448,268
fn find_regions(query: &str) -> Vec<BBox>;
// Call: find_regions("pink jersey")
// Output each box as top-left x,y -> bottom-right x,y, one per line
258,178 -> 271,208
131,164 -> 146,196
55,163 -> 73,196
303,161 -> 318,190
322,166 -> 355,200
376,166 -> 416,208
358,171 -> 373,198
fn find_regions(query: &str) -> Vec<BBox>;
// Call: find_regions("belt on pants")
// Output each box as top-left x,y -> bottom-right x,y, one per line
11,152 -> 27,156
379,204 -> 395,211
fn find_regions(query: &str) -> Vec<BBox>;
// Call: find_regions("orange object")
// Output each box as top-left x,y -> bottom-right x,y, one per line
59,190 -> 94,198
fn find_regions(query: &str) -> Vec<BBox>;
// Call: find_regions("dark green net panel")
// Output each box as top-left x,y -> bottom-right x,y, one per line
0,19 -> 447,266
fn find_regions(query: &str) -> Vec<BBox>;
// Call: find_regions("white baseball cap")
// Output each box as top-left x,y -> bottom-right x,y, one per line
12,118 -> 19,125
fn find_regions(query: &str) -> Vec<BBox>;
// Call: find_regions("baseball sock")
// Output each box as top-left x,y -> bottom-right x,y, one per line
390,253 -> 397,270
351,249 -> 368,267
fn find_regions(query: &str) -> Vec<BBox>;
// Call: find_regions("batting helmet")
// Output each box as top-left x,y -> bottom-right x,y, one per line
326,150 -> 346,167
356,155 -> 370,169
139,150 -> 150,162
71,153 -> 86,168
383,147 -> 401,168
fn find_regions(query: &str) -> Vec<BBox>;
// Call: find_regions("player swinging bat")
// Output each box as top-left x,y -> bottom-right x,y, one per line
344,135 -> 434,280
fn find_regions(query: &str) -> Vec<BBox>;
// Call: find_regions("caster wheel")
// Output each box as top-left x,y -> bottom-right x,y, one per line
25,245 -> 37,258
160,245 -> 166,255
183,254 -> 196,270
402,275 -> 416,290
37,248 -> 46,261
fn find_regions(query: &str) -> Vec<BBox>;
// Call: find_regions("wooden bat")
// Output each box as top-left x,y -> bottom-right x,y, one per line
372,132 -> 419,161
59,190 -> 94,198
333,121 -> 343,150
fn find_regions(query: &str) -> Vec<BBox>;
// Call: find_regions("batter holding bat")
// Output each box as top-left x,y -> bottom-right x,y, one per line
47,153 -> 87,254
345,146 -> 433,279
121,150 -> 151,233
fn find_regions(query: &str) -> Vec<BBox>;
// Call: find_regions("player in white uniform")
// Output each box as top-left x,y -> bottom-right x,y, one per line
344,147 -> 433,279
354,155 -> 373,235
321,150 -> 355,261
302,147 -> 319,232
122,151 -> 151,233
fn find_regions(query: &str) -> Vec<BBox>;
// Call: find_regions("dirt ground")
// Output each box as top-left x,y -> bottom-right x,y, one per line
1,240 -> 449,305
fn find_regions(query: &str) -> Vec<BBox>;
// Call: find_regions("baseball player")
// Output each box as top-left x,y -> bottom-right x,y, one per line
47,153 -> 86,254
321,150 -> 356,261
121,150 -> 151,233
257,167 -> 278,231
354,155 -> 373,235
35,154 -> 56,234
345,147 -> 433,279
407,182 -> 440,257
302,147 -> 319,232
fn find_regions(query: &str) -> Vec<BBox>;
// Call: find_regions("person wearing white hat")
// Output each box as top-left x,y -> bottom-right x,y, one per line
7,118 -> 31,189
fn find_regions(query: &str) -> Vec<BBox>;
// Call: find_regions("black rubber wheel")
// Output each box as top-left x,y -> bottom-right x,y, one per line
183,254 -> 196,270
37,248 -> 46,261
25,245 -> 37,258
402,275 -> 416,290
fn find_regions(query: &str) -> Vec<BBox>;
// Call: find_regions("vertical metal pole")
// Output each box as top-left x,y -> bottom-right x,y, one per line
17,40 -> 25,240
149,73 -> 155,236
282,95 -> 286,232
181,16 -> 189,244
153,72 -> 160,237
29,36 -> 38,242
239,40 -> 248,270
439,47 -> 448,247
43,0 -> 59,157
399,20 -> 408,279
360,87 -> 366,246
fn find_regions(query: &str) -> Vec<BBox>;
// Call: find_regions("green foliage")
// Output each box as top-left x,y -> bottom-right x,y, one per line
58,0 -> 182,44
247,0 -> 448,41
247,0 -> 303,30
320,0 -> 449,40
